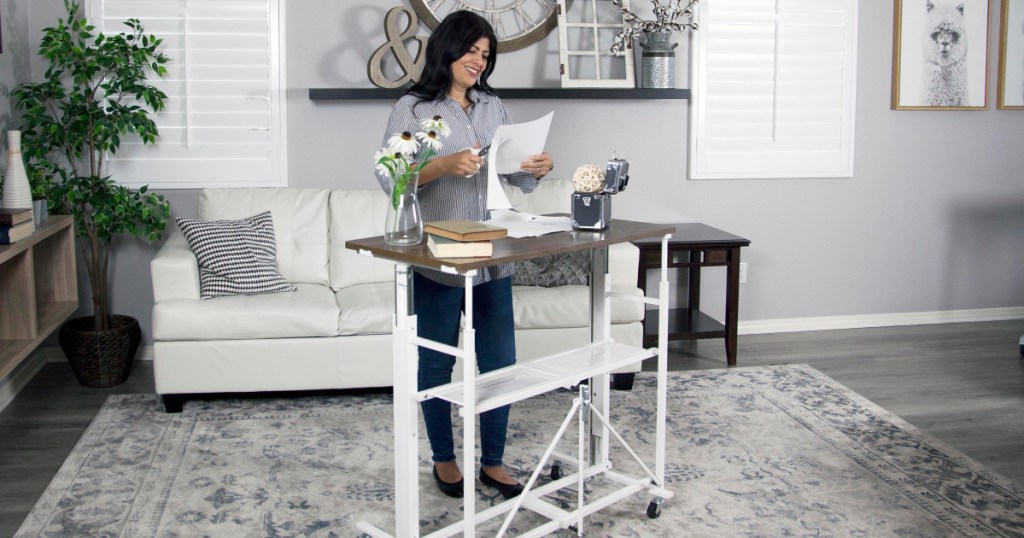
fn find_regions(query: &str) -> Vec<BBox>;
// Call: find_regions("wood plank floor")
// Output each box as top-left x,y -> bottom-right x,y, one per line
1,320 -> 1022,536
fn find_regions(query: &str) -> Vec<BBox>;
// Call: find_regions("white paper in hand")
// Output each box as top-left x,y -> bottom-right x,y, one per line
486,111 -> 553,210
493,112 -> 553,173
486,135 -> 513,209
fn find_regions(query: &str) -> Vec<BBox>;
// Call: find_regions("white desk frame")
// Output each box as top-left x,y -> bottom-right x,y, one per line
356,234 -> 672,538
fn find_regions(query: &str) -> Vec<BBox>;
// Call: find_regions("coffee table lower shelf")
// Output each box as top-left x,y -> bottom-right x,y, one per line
643,307 -> 725,347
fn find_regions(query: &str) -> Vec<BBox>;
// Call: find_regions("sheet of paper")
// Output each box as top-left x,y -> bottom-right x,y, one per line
487,209 -> 572,238
493,112 -> 553,174
485,135 -> 513,210
486,111 -> 554,210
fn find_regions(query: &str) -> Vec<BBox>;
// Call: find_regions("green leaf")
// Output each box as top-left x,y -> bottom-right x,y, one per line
11,0 -> 172,322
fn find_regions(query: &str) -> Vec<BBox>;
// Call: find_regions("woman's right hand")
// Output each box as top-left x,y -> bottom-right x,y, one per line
448,148 -> 484,177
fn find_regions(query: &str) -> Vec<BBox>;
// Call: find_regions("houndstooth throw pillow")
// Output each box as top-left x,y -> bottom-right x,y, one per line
176,211 -> 296,300
512,250 -> 591,287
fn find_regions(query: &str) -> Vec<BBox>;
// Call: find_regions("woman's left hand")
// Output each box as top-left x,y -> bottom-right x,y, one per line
521,152 -> 553,179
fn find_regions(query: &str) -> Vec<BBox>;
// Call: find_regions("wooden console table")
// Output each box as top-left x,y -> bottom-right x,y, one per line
633,223 -> 750,366
0,215 -> 78,379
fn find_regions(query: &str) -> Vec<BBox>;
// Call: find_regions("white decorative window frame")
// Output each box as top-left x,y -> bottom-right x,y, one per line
688,0 -> 858,179
87,0 -> 288,189
556,0 -> 636,88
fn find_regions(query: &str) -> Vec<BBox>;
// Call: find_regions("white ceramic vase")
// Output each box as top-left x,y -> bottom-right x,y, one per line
3,130 -> 36,229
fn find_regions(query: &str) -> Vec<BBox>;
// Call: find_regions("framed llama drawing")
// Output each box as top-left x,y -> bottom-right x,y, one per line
998,0 -> 1024,108
892,0 -> 990,110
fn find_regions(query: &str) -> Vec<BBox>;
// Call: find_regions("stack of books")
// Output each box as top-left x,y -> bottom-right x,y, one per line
425,220 -> 507,258
0,208 -> 34,245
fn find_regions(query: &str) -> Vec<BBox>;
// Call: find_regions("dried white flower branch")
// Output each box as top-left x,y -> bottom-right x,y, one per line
610,0 -> 699,54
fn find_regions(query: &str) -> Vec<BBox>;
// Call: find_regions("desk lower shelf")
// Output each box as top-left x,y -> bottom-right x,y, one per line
643,307 -> 726,345
421,341 -> 655,415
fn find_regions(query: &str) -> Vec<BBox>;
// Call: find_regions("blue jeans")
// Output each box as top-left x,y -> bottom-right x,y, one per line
414,272 -> 516,468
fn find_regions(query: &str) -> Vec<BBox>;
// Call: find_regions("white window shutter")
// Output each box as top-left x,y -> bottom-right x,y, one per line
689,0 -> 857,179
89,0 -> 287,188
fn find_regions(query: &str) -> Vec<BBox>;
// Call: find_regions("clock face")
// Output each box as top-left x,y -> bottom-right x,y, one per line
409,0 -> 558,53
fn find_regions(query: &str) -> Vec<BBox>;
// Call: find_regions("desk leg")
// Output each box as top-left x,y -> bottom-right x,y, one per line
724,247 -> 741,366
392,264 -> 419,537
589,247 -> 610,466
461,274 -> 477,537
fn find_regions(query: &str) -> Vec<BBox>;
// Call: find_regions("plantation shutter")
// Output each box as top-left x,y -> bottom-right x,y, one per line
688,0 -> 857,179
89,0 -> 286,188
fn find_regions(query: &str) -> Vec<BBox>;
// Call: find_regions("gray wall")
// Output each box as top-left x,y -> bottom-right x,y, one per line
6,1 -> 1024,346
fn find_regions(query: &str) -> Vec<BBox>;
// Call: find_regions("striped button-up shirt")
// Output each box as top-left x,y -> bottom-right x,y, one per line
376,89 -> 540,287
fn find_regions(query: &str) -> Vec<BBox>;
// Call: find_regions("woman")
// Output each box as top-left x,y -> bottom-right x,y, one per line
374,10 -> 553,500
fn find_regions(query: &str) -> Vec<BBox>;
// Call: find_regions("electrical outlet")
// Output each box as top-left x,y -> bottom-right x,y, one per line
739,262 -> 748,284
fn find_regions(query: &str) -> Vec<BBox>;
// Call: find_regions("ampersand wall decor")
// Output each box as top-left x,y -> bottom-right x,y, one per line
368,7 -> 428,89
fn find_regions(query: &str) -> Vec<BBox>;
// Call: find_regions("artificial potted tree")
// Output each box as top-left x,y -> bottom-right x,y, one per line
12,0 -> 171,387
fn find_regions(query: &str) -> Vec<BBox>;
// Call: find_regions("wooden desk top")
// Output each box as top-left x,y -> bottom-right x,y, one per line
346,219 -> 675,273
630,223 -> 750,248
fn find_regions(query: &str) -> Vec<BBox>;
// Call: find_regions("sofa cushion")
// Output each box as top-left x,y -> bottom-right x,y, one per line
152,283 -> 341,340
176,211 -> 296,299
333,281 -> 644,336
335,282 -> 394,335
200,188 -> 331,285
505,178 -> 573,214
329,190 -> 396,290
512,284 -> 644,329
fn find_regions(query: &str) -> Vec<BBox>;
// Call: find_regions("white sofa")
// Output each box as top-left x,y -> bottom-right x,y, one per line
150,180 -> 644,412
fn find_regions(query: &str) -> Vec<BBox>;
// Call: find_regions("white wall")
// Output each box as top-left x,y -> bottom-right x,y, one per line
6,0 -> 1024,346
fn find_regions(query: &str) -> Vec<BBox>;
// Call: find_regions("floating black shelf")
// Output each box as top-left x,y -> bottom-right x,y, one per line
308,88 -> 689,100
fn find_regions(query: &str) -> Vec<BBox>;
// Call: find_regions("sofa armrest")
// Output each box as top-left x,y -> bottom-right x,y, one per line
151,231 -> 201,302
608,242 -> 640,289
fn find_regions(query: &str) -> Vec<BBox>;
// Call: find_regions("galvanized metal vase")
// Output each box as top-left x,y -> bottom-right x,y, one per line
640,31 -> 678,89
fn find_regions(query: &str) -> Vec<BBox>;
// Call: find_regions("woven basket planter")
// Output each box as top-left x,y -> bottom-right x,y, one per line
59,314 -> 141,387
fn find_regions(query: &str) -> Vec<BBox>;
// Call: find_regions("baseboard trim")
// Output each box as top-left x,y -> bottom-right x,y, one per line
4,308 -> 1021,412
0,350 -> 50,413
738,307 -> 1024,335
37,345 -> 155,362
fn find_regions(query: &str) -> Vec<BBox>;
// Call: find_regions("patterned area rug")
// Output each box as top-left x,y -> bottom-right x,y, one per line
16,365 -> 1024,537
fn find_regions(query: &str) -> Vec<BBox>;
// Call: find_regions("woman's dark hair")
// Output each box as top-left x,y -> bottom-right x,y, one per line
407,11 -> 498,102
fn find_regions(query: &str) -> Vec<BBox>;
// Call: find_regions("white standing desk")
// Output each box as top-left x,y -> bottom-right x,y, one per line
346,220 -> 674,537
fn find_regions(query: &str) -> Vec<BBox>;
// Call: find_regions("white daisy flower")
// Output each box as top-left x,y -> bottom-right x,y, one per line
387,131 -> 420,156
419,115 -> 451,137
416,130 -> 443,152
374,148 -> 398,175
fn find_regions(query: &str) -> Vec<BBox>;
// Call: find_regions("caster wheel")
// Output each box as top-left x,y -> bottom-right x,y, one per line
551,464 -> 564,481
646,501 -> 661,519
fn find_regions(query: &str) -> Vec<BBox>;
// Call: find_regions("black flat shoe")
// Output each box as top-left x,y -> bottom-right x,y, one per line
433,465 -> 464,498
479,469 -> 524,500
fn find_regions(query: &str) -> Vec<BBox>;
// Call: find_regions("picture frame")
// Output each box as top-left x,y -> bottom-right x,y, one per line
998,0 -> 1024,108
892,0 -> 990,110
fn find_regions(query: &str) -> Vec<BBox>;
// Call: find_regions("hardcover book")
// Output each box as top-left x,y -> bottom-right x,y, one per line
0,208 -> 33,227
427,234 -> 493,258
424,219 -> 507,242
0,221 -> 34,244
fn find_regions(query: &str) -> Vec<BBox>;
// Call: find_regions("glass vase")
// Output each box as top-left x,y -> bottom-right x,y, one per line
384,172 -> 423,246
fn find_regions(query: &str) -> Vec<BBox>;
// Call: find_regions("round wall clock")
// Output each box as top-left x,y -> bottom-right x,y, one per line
409,0 -> 558,53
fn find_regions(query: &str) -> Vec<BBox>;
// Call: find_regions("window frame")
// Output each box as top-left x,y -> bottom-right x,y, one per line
688,0 -> 858,180
87,0 -> 288,189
